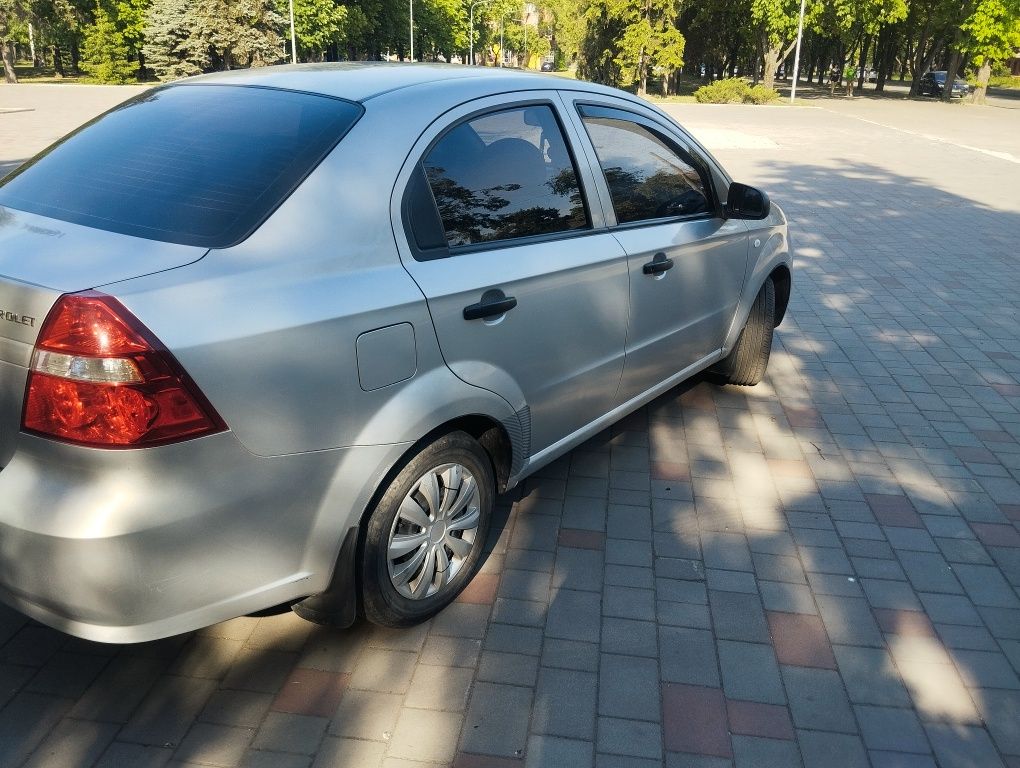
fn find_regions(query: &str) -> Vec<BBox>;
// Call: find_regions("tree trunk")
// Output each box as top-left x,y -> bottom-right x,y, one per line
762,46 -> 779,91
942,29 -> 962,102
53,45 -> 65,77
973,60 -> 990,104
2,42 -> 18,83
856,35 -> 870,91
137,50 -> 147,81
662,70 -> 669,96
70,40 -> 80,75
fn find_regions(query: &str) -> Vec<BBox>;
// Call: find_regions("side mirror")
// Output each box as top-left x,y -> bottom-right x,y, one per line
724,182 -> 771,220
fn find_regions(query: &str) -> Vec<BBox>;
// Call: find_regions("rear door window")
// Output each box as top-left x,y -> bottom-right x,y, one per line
420,104 -> 589,248
0,85 -> 362,248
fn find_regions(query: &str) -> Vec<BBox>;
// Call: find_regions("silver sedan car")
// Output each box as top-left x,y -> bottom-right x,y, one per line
0,63 -> 791,642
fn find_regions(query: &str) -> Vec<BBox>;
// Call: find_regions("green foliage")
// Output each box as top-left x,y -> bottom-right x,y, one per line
693,76 -> 778,102
80,1 -> 136,81
143,0 -> 206,80
292,0 -> 347,59
958,0 -> 1020,65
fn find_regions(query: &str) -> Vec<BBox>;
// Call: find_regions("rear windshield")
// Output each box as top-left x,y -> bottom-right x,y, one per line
0,84 -> 362,248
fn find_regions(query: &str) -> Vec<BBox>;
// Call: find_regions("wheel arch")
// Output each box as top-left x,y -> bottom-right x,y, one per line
770,264 -> 792,326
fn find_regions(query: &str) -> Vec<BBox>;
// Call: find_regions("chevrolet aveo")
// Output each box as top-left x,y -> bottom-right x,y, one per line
0,63 -> 791,642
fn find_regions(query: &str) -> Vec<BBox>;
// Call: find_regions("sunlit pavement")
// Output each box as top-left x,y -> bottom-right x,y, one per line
1,84 -> 1019,768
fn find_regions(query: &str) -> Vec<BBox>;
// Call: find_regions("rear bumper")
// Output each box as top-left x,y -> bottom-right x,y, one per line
0,431 -> 408,643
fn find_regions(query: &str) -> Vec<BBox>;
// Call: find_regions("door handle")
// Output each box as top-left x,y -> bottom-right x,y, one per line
463,289 -> 518,321
642,253 -> 674,276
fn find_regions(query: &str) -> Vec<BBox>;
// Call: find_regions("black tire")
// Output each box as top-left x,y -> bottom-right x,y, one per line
713,278 -> 775,387
361,431 -> 494,628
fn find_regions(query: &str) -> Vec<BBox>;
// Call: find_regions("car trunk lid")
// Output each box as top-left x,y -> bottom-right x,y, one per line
0,205 -> 208,293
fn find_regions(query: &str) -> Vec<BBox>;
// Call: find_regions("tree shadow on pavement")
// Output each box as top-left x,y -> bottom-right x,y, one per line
0,158 -> 1017,767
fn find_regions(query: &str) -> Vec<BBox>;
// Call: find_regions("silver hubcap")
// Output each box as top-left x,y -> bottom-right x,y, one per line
387,463 -> 481,600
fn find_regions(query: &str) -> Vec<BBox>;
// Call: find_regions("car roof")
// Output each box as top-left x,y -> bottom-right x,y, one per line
177,62 -> 616,103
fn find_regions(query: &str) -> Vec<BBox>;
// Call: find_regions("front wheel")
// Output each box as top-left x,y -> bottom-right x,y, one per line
361,431 -> 494,628
712,277 -> 776,387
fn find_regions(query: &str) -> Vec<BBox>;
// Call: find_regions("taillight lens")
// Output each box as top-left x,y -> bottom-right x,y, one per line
22,291 -> 226,448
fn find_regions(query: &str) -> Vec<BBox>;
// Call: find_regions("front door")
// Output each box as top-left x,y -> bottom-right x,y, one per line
569,102 -> 750,403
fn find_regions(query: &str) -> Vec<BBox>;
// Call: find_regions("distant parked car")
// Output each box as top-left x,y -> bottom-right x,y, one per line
855,67 -> 878,83
0,63 -> 790,643
540,58 -> 555,72
918,71 -> 971,98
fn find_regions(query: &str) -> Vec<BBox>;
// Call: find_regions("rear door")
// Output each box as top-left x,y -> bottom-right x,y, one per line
564,99 -> 750,403
393,94 -> 629,456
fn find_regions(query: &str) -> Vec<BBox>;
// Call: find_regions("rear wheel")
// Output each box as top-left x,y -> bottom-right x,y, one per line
361,431 -> 494,628
713,277 -> 776,387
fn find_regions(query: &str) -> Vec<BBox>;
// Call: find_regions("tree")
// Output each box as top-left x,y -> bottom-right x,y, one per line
292,0 -> 346,61
958,0 -> 1020,102
80,0 -> 136,81
1,0 -> 32,82
752,0 -> 811,91
655,26 -> 684,93
143,0 -> 206,79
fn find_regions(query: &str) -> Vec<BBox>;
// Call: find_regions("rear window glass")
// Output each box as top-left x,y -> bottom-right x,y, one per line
0,85 -> 362,248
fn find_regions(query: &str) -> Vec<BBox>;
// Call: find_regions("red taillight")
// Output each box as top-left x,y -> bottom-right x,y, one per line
22,291 -> 226,448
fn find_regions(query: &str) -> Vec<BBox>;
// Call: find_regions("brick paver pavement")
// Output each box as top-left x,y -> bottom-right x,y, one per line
1,84 -> 1019,767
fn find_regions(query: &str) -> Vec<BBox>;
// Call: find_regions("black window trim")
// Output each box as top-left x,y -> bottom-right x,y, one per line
402,98 -> 597,262
574,101 -> 721,231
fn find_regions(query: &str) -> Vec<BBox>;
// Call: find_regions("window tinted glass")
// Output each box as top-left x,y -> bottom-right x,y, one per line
422,105 -> 588,247
581,113 -> 710,224
0,85 -> 362,248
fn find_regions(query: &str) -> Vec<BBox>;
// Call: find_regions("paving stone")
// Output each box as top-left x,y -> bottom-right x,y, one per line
329,690 -> 402,740
484,623 -> 543,656
347,649 -> 417,694
420,636 -> 483,667
242,751 -> 311,768
553,547 -> 605,592
177,722 -> 256,765
461,682 -> 532,757
545,589 -> 601,642
731,735 -> 801,768
597,717 -> 663,761
924,723 -> 1005,768
855,705 -> 931,754
709,591 -> 769,643
272,669 -> 348,719
660,627 -> 719,686
866,751 -> 936,768
917,593 -> 983,626
201,690 -> 274,728
661,684 -> 731,758
725,699 -> 794,740
404,664 -> 474,711
606,564 -> 655,589
815,595 -> 884,647
952,649 -> 1020,690
861,578 -> 922,611
759,581 -> 817,615
599,653 -> 660,721
222,650 -> 299,694
603,586 -> 656,621
782,666 -> 856,733
832,645 -> 911,707
70,655 -> 167,723
767,611 -> 836,669
23,717 -> 119,768
311,736 -> 386,768
975,688 -> 1020,755
540,639 -> 599,672
94,742 -> 173,768
658,578 -> 709,604
954,563 -> 1020,608
532,667 -> 597,739
525,735 -> 593,768
389,708 -> 462,764
120,676 -> 216,747
797,731 -> 869,768
602,618 -> 658,657
897,551 -> 964,594
718,641 -> 785,705
431,603 -> 492,639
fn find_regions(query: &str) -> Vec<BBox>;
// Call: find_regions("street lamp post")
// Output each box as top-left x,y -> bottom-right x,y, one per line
469,0 -> 494,66
288,0 -> 297,64
790,0 -> 807,101
410,0 -> 414,61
